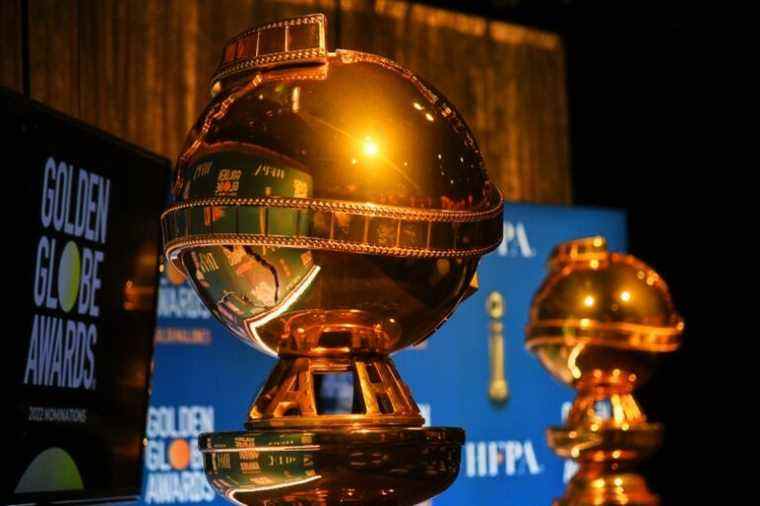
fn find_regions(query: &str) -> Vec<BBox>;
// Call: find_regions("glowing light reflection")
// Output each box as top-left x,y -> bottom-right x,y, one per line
568,343 -> 585,380
248,265 -> 322,357
362,137 -> 379,157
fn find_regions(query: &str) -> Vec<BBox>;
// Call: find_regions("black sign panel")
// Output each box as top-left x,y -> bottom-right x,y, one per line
5,87 -> 169,505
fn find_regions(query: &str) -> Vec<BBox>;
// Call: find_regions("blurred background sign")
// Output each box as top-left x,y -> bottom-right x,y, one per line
8,89 -> 167,505
140,263 -> 275,505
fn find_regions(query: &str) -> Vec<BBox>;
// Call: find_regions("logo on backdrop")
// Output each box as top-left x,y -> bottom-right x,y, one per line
497,221 -> 535,258
24,156 -> 112,391
464,440 -> 542,478
154,264 -> 213,345
144,405 -> 215,504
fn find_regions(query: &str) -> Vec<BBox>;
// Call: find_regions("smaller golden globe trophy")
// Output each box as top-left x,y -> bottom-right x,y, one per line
526,237 -> 684,506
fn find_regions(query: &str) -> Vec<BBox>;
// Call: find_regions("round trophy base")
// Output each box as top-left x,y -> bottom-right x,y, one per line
547,424 -> 661,506
199,426 -> 464,506
547,423 -> 662,462
554,471 -> 659,506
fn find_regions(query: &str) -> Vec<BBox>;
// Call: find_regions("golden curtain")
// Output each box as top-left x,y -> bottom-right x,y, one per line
1,0 -> 570,203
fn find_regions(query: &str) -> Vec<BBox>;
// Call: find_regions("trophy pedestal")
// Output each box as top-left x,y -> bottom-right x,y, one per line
550,421 -> 661,505
200,427 -> 463,505
200,355 -> 463,505
246,355 -> 425,429
555,463 -> 658,506
546,389 -> 663,506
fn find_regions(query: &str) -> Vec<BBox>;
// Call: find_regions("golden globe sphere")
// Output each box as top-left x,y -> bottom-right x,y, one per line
526,236 -> 683,388
163,35 -> 501,359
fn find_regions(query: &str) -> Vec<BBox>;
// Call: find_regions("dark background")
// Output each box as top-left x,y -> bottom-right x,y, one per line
421,1 -> 706,503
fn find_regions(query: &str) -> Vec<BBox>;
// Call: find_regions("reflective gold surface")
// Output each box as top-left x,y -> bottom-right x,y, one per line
526,237 -> 683,506
247,355 -> 424,429
162,13 -> 502,505
162,11 -> 502,357
200,427 -> 463,505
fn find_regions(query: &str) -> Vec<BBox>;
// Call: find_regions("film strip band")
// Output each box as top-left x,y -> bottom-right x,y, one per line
162,197 -> 503,259
211,13 -> 328,89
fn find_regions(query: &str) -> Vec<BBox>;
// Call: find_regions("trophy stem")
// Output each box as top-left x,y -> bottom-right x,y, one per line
547,383 -> 663,506
247,354 -> 424,429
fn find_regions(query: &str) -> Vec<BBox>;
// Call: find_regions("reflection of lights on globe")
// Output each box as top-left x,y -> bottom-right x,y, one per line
620,290 -> 631,302
248,265 -> 322,357
568,344 -> 583,380
425,112 -> 435,122
583,295 -> 595,307
362,137 -> 379,157
413,101 -> 423,110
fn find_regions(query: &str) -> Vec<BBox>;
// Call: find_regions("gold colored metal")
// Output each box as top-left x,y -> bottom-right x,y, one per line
199,428 -> 462,505
247,355 -> 424,428
162,13 -> 502,505
486,291 -> 509,404
211,13 -> 328,88
526,236 -> 684,506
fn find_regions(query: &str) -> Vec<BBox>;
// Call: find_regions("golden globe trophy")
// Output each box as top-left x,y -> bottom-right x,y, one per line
526,237 -> 684,506
160,14 -> 503,505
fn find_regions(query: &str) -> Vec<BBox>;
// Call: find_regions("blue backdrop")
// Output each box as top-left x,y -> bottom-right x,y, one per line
139,203 -> 626,506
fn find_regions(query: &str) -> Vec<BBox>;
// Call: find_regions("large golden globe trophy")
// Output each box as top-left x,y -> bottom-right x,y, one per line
526,237 -> 684,505
161,14 -> 503,505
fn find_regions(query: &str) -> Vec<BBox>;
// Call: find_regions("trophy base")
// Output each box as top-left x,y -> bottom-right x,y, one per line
554,471 -> 659,506
549,425 -> 660,506
547,423 -> 662,462
199,426 -> 464,506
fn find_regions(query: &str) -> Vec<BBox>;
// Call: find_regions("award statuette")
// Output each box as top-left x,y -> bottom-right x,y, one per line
161,14 -> 503,505
526,237 -> 684,505
486,291 -> 509,404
